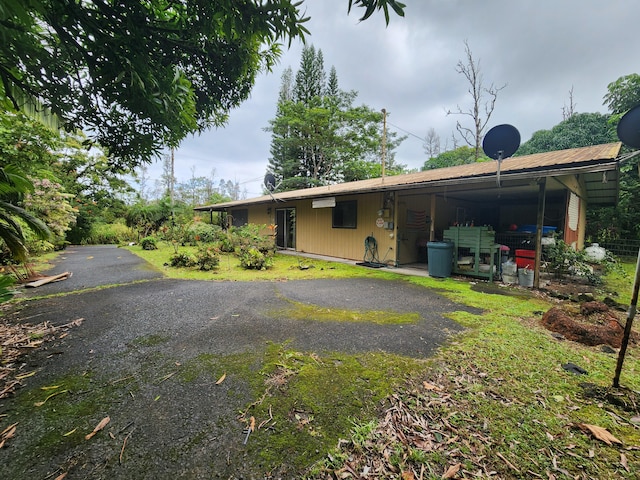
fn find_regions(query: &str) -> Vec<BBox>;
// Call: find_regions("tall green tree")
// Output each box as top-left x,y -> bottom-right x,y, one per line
2,0 -> 405,169
603,73 -> 640,116
266,45 -> 405,191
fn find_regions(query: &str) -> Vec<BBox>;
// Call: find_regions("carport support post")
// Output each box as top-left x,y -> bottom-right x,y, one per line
613,247 -> 640,388
533,178 -> 546,288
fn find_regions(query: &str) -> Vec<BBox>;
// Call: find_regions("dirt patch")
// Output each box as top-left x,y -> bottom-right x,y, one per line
540,301 -> 635,348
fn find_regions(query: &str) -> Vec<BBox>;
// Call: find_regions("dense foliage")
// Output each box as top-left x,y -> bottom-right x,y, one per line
603,73 -> 640,116
516,112 -> 616,156
421,145 -> 489,170
1,0 -> 405,169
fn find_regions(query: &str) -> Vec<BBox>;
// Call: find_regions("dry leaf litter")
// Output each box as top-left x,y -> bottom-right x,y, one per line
0,317 -> 83,448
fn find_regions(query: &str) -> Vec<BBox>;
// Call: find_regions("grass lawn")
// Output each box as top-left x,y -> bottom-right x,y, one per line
125,241 -> 640,479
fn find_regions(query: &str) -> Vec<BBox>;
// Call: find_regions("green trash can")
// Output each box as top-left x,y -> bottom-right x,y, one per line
427,241 -> 454,278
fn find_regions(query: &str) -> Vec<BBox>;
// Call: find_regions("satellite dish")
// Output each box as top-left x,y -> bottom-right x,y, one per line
617,104 -> 640,149
482,124 -> 520,188
264,173 -> 276,192
482,124 -> 521,160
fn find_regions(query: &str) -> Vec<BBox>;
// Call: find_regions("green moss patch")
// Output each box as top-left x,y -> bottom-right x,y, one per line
267,297 -> 421,325
239,342 -> 428,471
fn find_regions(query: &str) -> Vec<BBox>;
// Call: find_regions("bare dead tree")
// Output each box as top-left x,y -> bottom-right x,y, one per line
562,86 -> 577,120
447,40 -> 506,160
423,127 -> 441,158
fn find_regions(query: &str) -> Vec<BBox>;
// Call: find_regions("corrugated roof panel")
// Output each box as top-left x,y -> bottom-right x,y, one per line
195,142 -> 622,211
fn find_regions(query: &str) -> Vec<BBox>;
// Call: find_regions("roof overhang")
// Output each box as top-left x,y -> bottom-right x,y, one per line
195,143 -> 622,212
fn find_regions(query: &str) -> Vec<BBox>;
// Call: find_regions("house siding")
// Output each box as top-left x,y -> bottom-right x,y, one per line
246,193 -> 396,263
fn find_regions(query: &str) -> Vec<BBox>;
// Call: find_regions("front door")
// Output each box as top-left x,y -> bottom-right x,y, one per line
275,208 -> 296,249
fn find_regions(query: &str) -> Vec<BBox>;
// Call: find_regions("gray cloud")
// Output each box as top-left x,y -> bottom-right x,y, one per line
160,0 -> 639,198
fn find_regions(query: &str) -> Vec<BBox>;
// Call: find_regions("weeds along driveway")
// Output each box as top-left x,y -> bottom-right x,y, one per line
2,245 -> 474,479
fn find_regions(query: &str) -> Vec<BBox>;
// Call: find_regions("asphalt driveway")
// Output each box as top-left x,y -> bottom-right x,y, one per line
2,245 -> 473,479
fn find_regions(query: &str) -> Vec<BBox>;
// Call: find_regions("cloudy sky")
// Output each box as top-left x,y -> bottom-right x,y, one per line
153,0 -> 639,199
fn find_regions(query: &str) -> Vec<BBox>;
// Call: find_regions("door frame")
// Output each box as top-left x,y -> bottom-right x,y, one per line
275,207 -> 296,250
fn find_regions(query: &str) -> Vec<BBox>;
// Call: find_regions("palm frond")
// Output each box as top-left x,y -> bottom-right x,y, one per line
0,201 -> 50,240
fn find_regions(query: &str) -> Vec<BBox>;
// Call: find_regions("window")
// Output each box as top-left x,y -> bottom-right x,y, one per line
332,200 -> 357,229
230,209 -> 248,227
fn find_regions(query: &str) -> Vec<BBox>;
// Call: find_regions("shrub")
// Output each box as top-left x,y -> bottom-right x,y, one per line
195,246 -> 220,271
218,234 -> 235,253
169,252 -> 196,268
141,236 -> 158,250
87,222 -> 137,245
233,224 -> 275,254
185,223 -> 223,245
239,245 -> 274,270
544,240 -> 600,284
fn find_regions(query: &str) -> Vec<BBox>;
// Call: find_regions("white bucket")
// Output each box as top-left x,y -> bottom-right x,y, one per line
502,262 -> 517,275
502,273 -> 518,284
518,268 -> 534,287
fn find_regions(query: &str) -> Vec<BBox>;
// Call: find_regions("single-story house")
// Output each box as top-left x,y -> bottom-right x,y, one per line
195,142 -> 621,282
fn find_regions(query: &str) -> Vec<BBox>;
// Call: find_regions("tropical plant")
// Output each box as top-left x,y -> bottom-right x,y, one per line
543,240 -> 599,285
517,112 -> 616,156
194,246 -> 220,271
0,166 -> 50,263
239,245 -> 274,270
0,274 -> 17,303
125,198 -> 175,239
603,73 -> 640,116
140,236 -> 158,251
169,252 -> 196,268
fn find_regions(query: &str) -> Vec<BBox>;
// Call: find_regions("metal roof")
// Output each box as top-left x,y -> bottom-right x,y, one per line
195,142 -> 622,211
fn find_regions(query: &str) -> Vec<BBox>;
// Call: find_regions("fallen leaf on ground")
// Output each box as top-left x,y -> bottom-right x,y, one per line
442,463 -> 461,478
401,471 -> 415,480
54,473 -> 67,480
62,428 -> 77,437
34,389 -> 68,407
1,422 -> 18,437
423,381 -> 443,391
621,452 -> 629,471
0,422 -> 17,448
577,423 -> 622,445
216,373 -> 226,385
85,416 -> 110,440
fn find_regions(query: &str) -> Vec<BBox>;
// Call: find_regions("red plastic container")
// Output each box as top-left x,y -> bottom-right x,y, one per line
515,249 -> 535,269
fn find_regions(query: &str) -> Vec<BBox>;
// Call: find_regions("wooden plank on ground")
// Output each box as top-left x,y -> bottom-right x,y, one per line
25,272 -> 71,288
